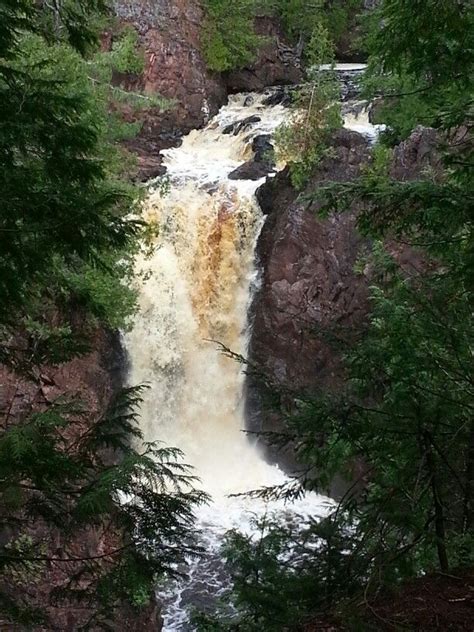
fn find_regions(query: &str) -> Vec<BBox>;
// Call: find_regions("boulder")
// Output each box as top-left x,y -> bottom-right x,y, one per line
228,133 -> 276,180
222,115 -> 262,136
252,134 -> 275,165
262,86 -> 294,107
228,161 -> 274,181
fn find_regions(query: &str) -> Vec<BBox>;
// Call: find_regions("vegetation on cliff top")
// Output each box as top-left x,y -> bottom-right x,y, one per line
202,0 -> 365,72
274,22 -> 341,189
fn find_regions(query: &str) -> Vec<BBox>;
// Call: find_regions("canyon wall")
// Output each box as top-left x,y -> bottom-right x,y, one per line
110,0 -> 227,179
0,2 -> 380,625
252,129 -> 371,394
247,126 -> 440,467
0,328 -> 162,631
106,0 -> 379,180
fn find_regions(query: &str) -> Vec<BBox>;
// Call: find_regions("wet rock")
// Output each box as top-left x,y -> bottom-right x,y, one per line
109,0 -> 227,180
228,160 -> 274,180
248,127 -> 442,475
248,130 -> 372,470
229,133 -> 276,180
262,85 -> 294,107
252,134 -> 275,165
135,157 -> 168,182
244,95 -> 255,107
319,67 -> 365,101
341,100 -> 368,126
339,69 -> 365,101
368,97 -> 385,124
125,126 -> 181,182
222,115 -> 262,136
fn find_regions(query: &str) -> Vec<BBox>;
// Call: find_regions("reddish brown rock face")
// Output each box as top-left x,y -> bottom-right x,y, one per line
109,2 -> 302,180
0,330 -> 162,631
245,130 -> 371,473
250,129 -> 371,396
225,16 -> 303,93
247,126 -> 441,472
123,0 -> 226,124
110,0 -> 227,179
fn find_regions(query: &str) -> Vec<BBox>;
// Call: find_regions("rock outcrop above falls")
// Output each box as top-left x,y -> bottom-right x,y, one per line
250,129 -> 372,396
225,16 -> 303,92
229,134 -> 276,180
109,4 -> 301,180
110,0 -> 227,180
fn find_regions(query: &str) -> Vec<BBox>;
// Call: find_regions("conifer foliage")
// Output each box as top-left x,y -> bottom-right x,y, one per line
0,387 -> 207,627
0,1 -> 205,627
196,1 -> 474,628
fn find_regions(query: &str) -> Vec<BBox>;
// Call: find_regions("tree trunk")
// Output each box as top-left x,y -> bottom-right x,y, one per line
463,421 -> 474,532
425,433 -> 449,573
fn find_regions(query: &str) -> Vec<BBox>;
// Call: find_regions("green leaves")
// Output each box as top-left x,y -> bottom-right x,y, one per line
0,387 -> 208,625
0,4 -> 205,627
201,0 -> 366,73
0,7 -> 154,374
0,32 -> 136,321
274,26 -> 341,189
362,0 -> 474,143
214,1 -> 474,624
202,0 -> 263,72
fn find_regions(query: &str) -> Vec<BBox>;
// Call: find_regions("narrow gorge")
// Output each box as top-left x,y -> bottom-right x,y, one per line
123,66 -> 383,626
124,90 -> 332,629
2,1 -> 471,630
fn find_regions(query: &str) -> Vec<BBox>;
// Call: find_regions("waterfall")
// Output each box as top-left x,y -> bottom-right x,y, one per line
124,75 -> 381,628
124,93 -> 303,500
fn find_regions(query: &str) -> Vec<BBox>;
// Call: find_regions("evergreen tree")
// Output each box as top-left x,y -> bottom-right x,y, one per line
201,0 -> 262,72
200,0 -> 474,627
0,2 -> 205,626
299,0 -> 472,593
297,0 -> 474,584
0,386 -> 207,627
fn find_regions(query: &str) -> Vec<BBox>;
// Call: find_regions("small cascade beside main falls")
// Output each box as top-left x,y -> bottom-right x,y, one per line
124,70 -> 381,629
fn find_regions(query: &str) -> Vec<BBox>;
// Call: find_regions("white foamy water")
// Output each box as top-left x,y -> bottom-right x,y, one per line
125,80 -> 380,629
343,100 -> 386,141
320,62 -> 367,71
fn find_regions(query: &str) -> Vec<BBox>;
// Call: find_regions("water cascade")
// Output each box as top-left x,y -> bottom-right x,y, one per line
124,71 -> 380,629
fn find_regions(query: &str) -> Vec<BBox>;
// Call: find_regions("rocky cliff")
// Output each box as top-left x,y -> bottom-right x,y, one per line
0,328 -> 162,631
225,16 -> 303,92
247,126 -> 440,469
109,0 -> 227,179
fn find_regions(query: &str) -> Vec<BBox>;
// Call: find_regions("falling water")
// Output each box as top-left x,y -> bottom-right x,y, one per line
124,77 -> 381,628
124,93 -> 303,499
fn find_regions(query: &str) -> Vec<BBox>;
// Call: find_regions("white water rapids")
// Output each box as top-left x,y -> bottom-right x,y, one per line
124,72 -> 381,629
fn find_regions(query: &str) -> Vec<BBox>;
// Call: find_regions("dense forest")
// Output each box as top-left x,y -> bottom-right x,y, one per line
0,1 -> 206,627
0,0 -> 473,630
